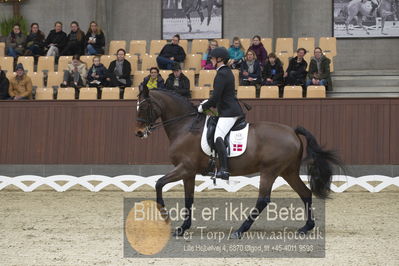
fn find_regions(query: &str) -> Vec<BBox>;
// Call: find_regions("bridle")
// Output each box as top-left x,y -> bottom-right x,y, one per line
136,97 -> 197,137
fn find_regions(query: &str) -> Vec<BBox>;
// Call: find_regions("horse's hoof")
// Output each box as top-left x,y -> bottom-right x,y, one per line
229,231 -> 242,239
173,227 -> 185,237
297,221 -> 315,235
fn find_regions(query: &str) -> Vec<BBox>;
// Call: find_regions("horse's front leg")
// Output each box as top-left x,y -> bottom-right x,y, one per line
174,176 -> 196,236
345,17 -> 353,35
185,13 -> 192,32
381,16 -> 387,34
156,163 -> 188,208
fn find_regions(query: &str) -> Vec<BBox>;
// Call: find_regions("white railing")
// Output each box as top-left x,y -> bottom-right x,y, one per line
0,175 -> 398,193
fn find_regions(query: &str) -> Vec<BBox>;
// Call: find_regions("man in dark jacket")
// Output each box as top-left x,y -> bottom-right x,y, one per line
0,67 -> 10,100
156,34 -> 186,70
262,52 -> 284,85
165,63 -> 191,98
107,49 -> 132,87
306,47 -> 332,91
198,47 -> 244,181
45,21 -> 68,56
284,48 -> 308,85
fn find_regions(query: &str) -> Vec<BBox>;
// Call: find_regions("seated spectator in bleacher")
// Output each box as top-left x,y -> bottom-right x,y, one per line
140,67 -> 165,90
227,37 -> 244,69
61,55 -> 87,89
0,67 -> 10,100
284,48 -> 308,85
156,34 -> 186,70
240,50 -> 262,86
25,23 -> 45,56
107,49 -> 132,87
262,52 -> 284,85
85,21 -> 105,55
306,47 -> 332,91
165,63 -> 190,98
248,35 -> 268,67
45,21 -> 68,57
61,21 -> 86,56
87,56 -> 108,87
8,64 -> 32,100
201,39 -> 218,70
6,24 -> 26,58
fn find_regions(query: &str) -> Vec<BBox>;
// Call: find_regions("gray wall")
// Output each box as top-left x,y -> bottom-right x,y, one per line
0,0 -> 398,70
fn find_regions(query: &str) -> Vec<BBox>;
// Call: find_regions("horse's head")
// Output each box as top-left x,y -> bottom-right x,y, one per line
135,86 -> 161,138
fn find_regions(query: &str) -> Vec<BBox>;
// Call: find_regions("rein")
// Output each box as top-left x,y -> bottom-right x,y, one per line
149,112 -> 198,131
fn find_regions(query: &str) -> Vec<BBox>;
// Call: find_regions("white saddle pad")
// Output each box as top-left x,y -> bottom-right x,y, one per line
201,116 -> 249,158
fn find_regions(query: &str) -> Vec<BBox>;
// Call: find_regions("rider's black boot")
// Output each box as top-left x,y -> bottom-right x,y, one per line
214,137 -> 230,180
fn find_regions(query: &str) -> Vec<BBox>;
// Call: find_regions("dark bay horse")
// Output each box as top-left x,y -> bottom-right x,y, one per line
135,88 -> 341,239
182,0 -> 222,32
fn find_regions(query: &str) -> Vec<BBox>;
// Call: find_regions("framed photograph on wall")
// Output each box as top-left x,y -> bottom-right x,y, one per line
162,0 -> 223,39
333,0 -> 399,38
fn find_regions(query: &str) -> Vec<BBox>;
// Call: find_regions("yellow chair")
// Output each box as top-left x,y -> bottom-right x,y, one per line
150,40 -> 167,55
133,71 -> 149,87
215,39 -> 230,49
79,87 -> 97,100
307,86 -> 326,98
129,40 -> 147,56
283,86 -> 303,98
101,87 -> 120,99
240,38 -> 251,51
17,56 -> 34,73
184,53 -> 202,74
179,39 -> 188,54
191,87 -> 210,99
191,39 -> 209,54
198,70 -> 216,87
260,86 -> 279,98
100,55 -> 116,68
232,69 -> 239,87
6,71 -> 16,80
297,37 -> 315,54
237,86 -> 256,99
30,72 -> 44,88
261,38 -> 273,54
109,40 -> 126,55
57,87 -> 75,100
182,70 -> 195,90
319,37 -> 337,57
275,38 -> 294,56
0,56 -> 14,73
160,70 -> 172,81
57,56 -> 72,72
125,54 -> 139,73
47,72 -> 64,88
278,53 -> 291,72
0,42 -> 5,57
80,55 -> 94,68
35,87 -> 53,100
141,54 -> 157,71
37,56 -> 55,73
123,87 -> 139,100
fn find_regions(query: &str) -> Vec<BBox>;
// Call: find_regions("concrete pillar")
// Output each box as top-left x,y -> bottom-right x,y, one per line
273,0 -> 292,38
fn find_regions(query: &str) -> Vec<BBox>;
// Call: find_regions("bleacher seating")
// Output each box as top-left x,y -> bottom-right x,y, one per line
150,40 -> 167,55
0,56 -> 14,73
191,39 -> 209,54
184,53 -> 202,74
80,55 -> 94,67
319,37 -> 337,57
275,38 -> 294,56
141,54 -> 157,71
237,86 -> 256,98
17,56 -> 34,73
191,87 -> 210,99
37,56 -> 55,73
240,38 -> 251,51
133,71 -> 149,87
179,39 -> 188,54
307,86 -> 326,98
30,72 -> 44,88
79,87 -> 97,100
283,86 -> 303,98
123,87 -> 139,100
101,87 -> 120,99
47,72 -> 64,89
57,87 -> 75,100
35,87 -> 53,100
215,38 -> 230,49
297,37 -> 315,54
109,40 -> 126,55
0,42 -> 5,57
260,86 -> 279,98
261,38 -> 273,54
100,55 -> 116,68
125,54 -> 139,73
57,56 -> 72,72
129,40 -> 147,56
198,70 -> 216,87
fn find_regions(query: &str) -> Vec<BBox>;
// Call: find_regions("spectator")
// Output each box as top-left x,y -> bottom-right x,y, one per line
45,21 -> 68,57
61,55 -> 87,89
165,63 -> 190,98
248,35 -> 268,67
8,63 -> 32,100
306,47 -> 332,91
61,21 -> 85,56
25,23 -> 46,56
227,37 -> 245,69
87,56 -> 108,87
262,52 -> 284,85
156,34 -> 186,70
284,48 -> 308,85
0,67 -> 10,100
201,39 -> 218,70
240,50 -> 262,86
6,24 -> 26,58
107,49 -> 132,87
140,67 -> 165,90
85,21 -> 105,55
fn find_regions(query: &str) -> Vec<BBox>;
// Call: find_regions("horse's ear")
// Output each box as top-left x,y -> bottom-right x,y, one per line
139,85 -> 150,99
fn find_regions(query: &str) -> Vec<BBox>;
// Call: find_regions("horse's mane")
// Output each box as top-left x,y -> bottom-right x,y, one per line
150,89 -> 197,111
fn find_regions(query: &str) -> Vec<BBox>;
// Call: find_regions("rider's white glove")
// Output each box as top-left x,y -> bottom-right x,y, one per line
197,100 -> 208,113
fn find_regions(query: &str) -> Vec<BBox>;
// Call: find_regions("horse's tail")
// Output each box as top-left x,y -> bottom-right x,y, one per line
295,126 -> 342,199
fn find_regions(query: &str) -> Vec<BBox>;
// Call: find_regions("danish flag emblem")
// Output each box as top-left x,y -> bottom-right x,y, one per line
233,144 -> 243,152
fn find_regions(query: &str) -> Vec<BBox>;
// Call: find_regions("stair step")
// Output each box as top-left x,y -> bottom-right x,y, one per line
332,70 -> 399,76
332,77 -> 399,87
332,86 -> 399,93
328,92 -> 399,98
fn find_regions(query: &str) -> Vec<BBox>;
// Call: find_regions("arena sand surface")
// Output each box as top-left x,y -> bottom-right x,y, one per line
1,186 -> 398,266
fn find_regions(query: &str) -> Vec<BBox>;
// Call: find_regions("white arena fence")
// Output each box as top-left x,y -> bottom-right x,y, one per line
0,175 -> 398,193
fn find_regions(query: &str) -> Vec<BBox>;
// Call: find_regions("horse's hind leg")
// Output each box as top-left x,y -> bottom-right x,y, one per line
283,170 -> 315,234
186,13 -> 193,32
357,16 -> 370,34
230,172 -> 277,239
174,176 -> 195,236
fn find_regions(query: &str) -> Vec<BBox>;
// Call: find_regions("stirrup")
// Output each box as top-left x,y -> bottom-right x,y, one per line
216,170 -> 230,180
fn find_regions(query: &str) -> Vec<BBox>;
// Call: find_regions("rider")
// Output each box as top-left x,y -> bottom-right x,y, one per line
197,47 -> 244,181
361,0 -> 379,16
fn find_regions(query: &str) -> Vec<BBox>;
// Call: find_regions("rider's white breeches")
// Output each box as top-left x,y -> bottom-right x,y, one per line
214,117 -> 240,142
